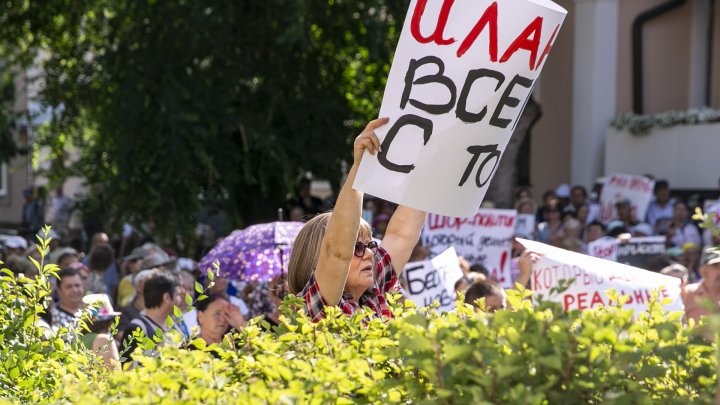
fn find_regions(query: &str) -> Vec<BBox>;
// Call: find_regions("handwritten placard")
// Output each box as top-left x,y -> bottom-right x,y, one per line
515,213 -> 536,239
404,247 -> 463,312
422,208 -> 516,287
519,238 -> 683,314
598,174 -> 655,224
354,0 -> 567,217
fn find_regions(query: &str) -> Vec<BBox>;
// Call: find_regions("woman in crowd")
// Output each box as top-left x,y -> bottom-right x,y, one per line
666,200 -> 702,248
80,294 -> 121,370
288,118 -> 426,321
194,293 -> 246,346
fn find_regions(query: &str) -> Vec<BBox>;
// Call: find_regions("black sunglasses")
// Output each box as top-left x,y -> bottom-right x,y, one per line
354,240 -> 378,257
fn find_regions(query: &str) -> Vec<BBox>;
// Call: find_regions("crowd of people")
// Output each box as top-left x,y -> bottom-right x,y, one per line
1,119 -> 719,370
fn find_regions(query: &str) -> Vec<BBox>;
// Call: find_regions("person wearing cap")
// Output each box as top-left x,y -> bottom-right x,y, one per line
661,263 -> 689,289
3,236 -> 28,258
80,294 -> 121,370
117,247 -> 148,307
682,248 -> 720,322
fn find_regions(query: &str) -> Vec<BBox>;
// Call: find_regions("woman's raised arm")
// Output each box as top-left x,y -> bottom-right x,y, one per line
381,206 -> 427,277
313,118 -> 387,305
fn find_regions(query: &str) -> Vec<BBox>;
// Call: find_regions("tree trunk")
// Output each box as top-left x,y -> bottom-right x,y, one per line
485,96 -> 542,208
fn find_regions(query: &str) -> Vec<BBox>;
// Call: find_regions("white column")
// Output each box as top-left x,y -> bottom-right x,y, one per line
571,0 -> 619,188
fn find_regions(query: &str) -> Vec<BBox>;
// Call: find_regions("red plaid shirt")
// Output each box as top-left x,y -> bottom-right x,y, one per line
300,246 -> 398,322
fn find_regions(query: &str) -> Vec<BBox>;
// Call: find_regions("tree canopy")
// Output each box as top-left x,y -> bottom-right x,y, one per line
0,0 -> 409,238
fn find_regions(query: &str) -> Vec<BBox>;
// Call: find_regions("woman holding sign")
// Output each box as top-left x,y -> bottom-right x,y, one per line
288,118 -> 427,321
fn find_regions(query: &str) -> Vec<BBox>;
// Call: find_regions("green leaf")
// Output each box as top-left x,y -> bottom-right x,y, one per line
194,281 -> 203,294
184,293 -> 193,307
173,306 -> 182,318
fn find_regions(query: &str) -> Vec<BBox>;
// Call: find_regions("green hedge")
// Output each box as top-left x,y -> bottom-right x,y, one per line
1,234 -> 718,403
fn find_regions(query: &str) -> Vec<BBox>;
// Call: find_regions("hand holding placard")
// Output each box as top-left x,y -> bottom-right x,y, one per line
354,0 -> 567,218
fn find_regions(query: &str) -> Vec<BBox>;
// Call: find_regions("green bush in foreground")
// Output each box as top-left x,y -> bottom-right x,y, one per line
1,232 -> 718,403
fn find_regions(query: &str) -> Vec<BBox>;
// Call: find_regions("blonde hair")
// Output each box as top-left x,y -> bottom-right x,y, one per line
288,212 -> 373,295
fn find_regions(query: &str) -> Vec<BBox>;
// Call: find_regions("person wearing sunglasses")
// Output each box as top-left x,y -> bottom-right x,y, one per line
288,118 -> 427,322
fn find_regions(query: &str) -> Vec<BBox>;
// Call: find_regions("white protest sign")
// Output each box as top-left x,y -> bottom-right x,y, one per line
704,200 -> 720,228
353,0 -> 567,218
587,237 -> 617,261
422,209 -> 515,287
403,247 -> 463,312
515,213 -> 536,239
598,174 -> 655,223
519,238 -> 683,314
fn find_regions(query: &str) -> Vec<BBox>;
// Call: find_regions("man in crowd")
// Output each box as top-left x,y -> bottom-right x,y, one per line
3,236 -> 28,257
117,269 -> 158,334
682,248 -> 720,322
50,267 -> 85,328
120,272 -> 185,364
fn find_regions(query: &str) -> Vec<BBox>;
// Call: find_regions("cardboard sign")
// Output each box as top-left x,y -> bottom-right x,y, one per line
587,237 -> 617,261
616,236 -> 666,268
515,214 -> 536,239
704,200 -> 720,228
404,247 -> 464,312
353,0 -> 567,218
422,209 -> 516,287
598,174 -> 655,224
519,238 -> 683,314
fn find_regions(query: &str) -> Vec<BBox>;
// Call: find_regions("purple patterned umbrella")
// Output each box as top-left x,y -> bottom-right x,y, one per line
199,221 -> 305,282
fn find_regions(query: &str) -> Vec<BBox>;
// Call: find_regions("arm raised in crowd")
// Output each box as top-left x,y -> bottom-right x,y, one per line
382,206 -> 427,277
313,118 -> 388,305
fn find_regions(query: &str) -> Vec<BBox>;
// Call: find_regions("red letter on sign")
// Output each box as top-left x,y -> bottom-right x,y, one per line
500,17 -> 543,70
411,0 -> 456,45
456,2 -> 498,59
535,24 -> 560,70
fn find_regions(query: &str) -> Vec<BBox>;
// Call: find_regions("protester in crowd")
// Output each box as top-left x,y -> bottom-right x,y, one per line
564,185 -> 599,224
50,267 -> 85,329
86,242 -> 115,298
660,263 -> 689,290
262,274 -> 288,329
288,118 -> 426,321
80,294 -> 121,370
117,269 -> 158,337
3,254 -> 38,278
184,274 -> 249,335
537,206 -> 563,245
535,190 -> 558,223
646,180 -> 674,232
666,200 -> 702,248
555,183 -> 571,212
615,199 -> 640,228
3,236 -> 28,257
584,221 -> 607,244
514,197 -> 536,215
51,247 -> 80,270
464,279 -> 506,312
682,248 -> 720,322
117,247 -> 148,307
191,293 -> 246,346
83,233 -> 120,302
120,272 -> 186,363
